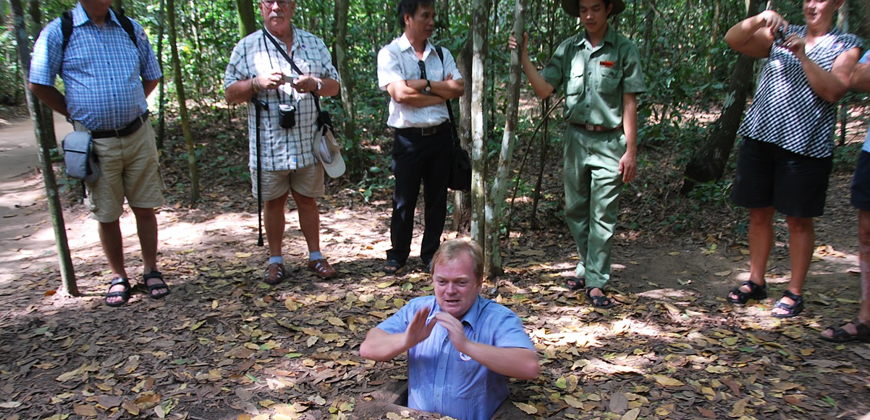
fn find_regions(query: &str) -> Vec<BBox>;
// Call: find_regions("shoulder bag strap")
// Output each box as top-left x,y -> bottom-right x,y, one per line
434,45 -> 459,148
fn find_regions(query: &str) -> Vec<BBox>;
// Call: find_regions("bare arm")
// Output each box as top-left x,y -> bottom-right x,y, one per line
724,10 -> 783,59
509,33 -> 554,99
359,307 -> 435,362
292,76 -> 340,97
143,79 -> 160,97
619,92 -> 638,183
434,313 -> 540,380
852,61 -> 870,92
28,83 -> 69,118
225,70 -> 285,104
788,39 -> 860,103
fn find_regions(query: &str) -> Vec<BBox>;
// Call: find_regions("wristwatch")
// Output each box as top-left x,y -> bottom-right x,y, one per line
316,79 -> 322,92
424,80 -> 431,93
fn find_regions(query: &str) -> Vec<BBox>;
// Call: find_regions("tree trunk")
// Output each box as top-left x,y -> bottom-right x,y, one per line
10,0 -> 77,296
235,0 -> 257,38
484,0 -> 524,277
642,0 -> 655,61
469,0 -> 491,247
26,0 -> 57,150
333,0 -> 356,165
167,0 -> 200,203
453,36 -> 472,233
0,0 -> 6,26
156,0 -> 166,151
681,0 -> 763,193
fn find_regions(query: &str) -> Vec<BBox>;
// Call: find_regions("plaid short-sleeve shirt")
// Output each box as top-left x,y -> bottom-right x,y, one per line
224,27 -> 339,171
29,3 -> 162,131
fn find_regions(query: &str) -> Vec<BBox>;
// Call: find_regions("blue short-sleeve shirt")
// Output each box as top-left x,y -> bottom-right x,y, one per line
377,295 -> 535,420
29,3 -> 162,131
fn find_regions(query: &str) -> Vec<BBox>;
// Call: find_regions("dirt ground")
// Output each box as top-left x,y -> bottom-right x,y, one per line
0,109 -> 869,420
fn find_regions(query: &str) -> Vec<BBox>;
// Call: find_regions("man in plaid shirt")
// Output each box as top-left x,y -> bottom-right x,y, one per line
29,0 -> 168,307
225,0 -> 340,284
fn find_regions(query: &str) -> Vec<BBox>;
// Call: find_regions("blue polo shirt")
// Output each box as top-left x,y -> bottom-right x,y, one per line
29,3 -> 162,131
377,295 -> 535,420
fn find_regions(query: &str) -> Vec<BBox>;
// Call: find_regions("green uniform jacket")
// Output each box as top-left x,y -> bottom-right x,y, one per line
540,27 -> 646,129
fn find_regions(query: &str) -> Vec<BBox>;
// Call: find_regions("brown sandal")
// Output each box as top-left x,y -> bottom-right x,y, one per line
264,262 -> 286,285
308,258 -> 337,279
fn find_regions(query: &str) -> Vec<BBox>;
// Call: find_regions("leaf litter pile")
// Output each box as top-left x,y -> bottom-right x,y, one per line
1,114 -> 870,420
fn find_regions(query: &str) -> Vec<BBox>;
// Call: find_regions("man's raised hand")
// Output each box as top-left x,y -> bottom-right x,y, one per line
403,306 -> 436,349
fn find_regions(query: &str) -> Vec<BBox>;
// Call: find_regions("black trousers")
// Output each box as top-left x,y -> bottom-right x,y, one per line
387,128 -> 453,265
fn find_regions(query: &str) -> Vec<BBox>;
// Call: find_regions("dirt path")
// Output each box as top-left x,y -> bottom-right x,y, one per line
0,113 -> 73,284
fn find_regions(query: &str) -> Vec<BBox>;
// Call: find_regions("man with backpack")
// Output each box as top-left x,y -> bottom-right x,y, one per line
377,0 -> 465,275
29,0 -> 167,307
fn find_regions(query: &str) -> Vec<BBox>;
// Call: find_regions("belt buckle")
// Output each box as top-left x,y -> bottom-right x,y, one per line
584,124 -> 595,131
421,126 -> 437,136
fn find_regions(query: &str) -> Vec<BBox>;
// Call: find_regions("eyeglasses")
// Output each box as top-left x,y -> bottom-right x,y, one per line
418,61 -> 427,79
261,0 -> 290,7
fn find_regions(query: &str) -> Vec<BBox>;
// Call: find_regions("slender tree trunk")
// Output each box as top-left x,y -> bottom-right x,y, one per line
334,0 -> 356,161
27,0 -> 57,150
642,0 -> 655,61
469,0 -> 491,246
11,0 -> 77,296
156,0 -> 166,151
453,36 -> 472,233
235,0 -> 257,37
485,0 -> 525,277
167,0 -> 200,203
681,0 -> 763,193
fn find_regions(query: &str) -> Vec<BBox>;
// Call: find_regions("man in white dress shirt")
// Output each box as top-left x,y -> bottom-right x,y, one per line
377,0 -> 465,274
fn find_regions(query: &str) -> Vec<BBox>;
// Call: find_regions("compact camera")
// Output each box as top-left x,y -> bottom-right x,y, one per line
279,104 -> 296,129
773,27 -> 786,45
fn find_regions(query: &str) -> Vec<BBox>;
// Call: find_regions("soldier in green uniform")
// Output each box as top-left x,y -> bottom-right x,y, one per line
510,0 -> 646,307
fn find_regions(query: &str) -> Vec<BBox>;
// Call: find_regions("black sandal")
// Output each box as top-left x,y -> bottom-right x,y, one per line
585,287 -> 614,308
821,321 -> 870,343
105,278 -> 131,307
727,280 -> 767,304
566,277 -> 585,291
142,271 -> 170,300
772,290 -> 804,318
383,260 -> 405,275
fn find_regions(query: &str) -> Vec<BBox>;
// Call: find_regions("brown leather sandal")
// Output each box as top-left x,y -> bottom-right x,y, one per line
308,259 -> 337,279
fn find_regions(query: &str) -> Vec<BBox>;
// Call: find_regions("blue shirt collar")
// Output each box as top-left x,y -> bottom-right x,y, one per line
429,295 -> 483,331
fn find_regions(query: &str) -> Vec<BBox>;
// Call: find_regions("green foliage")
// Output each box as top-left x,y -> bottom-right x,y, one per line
0,27 -> 23,105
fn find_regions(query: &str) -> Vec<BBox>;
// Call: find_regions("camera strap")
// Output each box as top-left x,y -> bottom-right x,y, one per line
262,28 -> 322,114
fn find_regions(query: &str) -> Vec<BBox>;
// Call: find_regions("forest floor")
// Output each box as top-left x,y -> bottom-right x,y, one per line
1,105 -> 869,420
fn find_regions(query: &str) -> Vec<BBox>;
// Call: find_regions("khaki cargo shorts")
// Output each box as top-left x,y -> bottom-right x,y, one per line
251,163 -> 325,202
86,123 -> 165,222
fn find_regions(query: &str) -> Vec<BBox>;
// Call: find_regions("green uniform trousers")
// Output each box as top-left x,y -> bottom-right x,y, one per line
563,124 -> 626,289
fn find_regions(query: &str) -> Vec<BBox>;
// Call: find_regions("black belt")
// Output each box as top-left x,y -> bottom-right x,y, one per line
88,112 -> 149,139
573,122 -> 622,132
395,121 -> 450,137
